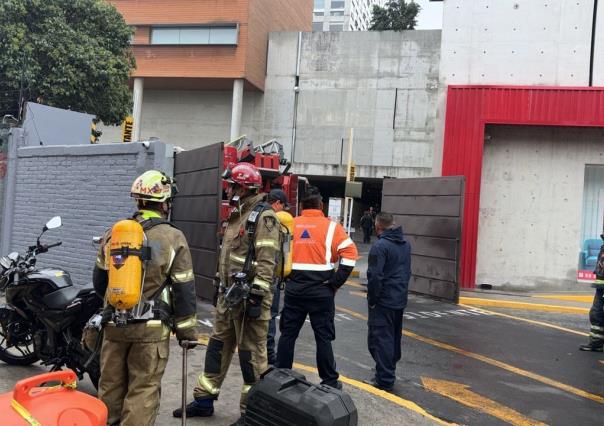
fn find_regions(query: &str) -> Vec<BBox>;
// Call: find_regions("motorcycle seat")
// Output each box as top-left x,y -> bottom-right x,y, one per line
76,282 -> 95,296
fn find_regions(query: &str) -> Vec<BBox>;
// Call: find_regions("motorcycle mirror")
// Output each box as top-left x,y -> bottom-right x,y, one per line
45,216 -> 62,231
92,236 -> 102,245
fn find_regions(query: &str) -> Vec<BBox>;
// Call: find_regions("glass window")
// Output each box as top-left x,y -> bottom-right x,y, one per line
209,26 -> 238,44
330,24 -> 344,31
150,25 -> 237,45
314,11 -> 324,16
180,27 -> 210,44
331,11 -> 345,16
151,28 -> 179,44
312,22 -> 324,31
314,0 -> 325,9
331,0 -> 345,8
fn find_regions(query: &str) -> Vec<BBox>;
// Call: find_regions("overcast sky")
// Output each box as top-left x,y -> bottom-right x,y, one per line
414,0 -> 443,30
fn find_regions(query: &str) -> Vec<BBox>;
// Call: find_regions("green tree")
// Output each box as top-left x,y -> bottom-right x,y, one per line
369,0 -> 421,31
0,0 -> 135,125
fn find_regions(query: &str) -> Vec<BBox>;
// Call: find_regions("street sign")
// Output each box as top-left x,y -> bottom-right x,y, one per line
345,181 -> 362,198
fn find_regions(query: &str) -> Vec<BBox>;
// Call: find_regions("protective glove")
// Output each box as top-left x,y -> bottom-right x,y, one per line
176,327 -> 198,349
246,293 -> 263,319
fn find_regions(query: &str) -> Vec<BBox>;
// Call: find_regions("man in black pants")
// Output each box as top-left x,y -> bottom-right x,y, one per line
580,233 -> 604,352
365,212 -> 411,391
275,187 -> 358,389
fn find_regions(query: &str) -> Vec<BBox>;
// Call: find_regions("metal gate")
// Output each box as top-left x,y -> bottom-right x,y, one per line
381,176 -> 464,302
172,142 -> 223,300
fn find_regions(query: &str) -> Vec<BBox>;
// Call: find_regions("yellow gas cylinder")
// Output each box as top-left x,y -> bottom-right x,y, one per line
107,219 -> 144,310
276,211 -> 294,277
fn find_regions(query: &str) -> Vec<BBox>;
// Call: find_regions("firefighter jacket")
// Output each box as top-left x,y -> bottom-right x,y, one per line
93,210 -> 197,342
219,193 -> 281,300
286,209 -> 358,298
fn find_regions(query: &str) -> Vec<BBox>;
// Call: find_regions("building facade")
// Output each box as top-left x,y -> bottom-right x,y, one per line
102,0 -> 312,143
312,0 -> 387,32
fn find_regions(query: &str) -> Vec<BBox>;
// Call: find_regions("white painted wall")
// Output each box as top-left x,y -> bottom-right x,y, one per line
476,125 -> 604,290
433,0 -> 599,175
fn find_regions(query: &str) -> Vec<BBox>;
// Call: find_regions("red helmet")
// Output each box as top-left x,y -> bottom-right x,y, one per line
223,163 -> 262,190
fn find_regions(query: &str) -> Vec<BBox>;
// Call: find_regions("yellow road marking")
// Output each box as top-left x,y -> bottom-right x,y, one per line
334,306 -> 604,405
458,304 -> 588,337
532,295 -> 592,303
293,363 -> 454,425
600,360 -> 604,366
422,377 -> 547,426
344,280 -> 365,289
459,297 -> 589,314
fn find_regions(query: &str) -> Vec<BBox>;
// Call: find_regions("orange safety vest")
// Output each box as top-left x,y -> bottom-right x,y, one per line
291,209 -> 358,271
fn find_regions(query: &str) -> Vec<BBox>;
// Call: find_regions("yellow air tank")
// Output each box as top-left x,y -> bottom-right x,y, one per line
107,219 -> 144,310
276,211 -> 294,277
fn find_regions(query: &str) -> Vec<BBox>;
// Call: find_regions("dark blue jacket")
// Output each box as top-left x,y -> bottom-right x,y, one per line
367,226 -> 411,310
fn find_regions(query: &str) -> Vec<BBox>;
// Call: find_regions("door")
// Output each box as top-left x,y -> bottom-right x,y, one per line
172,142 -> 223,300
381,176 -> 464,302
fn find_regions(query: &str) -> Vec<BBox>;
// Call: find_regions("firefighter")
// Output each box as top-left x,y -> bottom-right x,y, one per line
580,234 -> 604,352
275,186 -> 358,389
93,170 -> 198,426
175,163 -> 280,425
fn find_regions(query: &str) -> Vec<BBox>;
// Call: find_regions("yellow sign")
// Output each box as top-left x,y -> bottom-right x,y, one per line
121,116 -> 134,143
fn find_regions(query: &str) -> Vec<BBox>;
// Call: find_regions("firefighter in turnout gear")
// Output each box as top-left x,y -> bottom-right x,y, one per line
93,170 -> 197,426
580,233 -> 604,352
175,163 -> 281,425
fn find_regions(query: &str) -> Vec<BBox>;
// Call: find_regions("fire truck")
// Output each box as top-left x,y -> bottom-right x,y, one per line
221,136 -> 307,220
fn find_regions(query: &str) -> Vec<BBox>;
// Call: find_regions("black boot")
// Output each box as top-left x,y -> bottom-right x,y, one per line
579,342 -> 604,352
172,398 -> 215,418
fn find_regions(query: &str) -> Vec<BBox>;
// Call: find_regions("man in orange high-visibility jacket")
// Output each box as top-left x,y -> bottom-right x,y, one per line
275,186 -> 358,389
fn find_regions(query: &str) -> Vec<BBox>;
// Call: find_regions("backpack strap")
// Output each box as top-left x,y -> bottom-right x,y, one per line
242,202 -> 272,275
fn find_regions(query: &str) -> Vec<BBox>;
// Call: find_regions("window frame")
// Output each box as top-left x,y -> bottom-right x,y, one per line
149,23 -> 239,46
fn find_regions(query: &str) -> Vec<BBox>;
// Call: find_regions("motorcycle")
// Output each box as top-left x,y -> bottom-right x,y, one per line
0,216 -> 103,388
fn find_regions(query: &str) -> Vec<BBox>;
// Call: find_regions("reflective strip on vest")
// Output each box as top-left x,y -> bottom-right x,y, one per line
172,269 -> 194,283
325,221 -> 337,265
230,253 -> 246,264
340,258 -> 356,267
291,263 -> 334,271
146,320 -> 162,327
252,277 -> 271,291
591,325 -> 604,331
176,316 -> 197,329
337,238 -> 354,251
256,239 -> 279,250
165,248 -> 176,274
241,384 -> 253,394
11,399 -> 41,426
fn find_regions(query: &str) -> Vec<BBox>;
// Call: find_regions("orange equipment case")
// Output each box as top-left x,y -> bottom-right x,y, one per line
0,369 -> 107,425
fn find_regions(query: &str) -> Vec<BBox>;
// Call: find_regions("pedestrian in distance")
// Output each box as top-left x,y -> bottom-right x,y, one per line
580,233 -> 604,352
266,188 -> 292,365
175,163 -> 281,426
93,170 -> 198,426
360,210 -> 373,244
275,186 -> 358,389
364,212 -> 411,391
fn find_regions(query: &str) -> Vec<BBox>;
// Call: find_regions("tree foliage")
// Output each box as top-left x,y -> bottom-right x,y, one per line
369,0 -> 421,31
0,0 -> 135,125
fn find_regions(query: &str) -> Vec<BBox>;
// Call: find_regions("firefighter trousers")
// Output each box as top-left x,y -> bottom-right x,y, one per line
588,288 -> 604,345
193,301 -> 269,412
98,336 -> 170,426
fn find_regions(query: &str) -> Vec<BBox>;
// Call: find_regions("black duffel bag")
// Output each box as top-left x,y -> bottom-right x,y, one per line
245,368 -> 358,426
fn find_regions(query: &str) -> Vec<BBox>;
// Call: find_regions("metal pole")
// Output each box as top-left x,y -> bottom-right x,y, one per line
342,128 -> 354,229
181,343 -> 188,426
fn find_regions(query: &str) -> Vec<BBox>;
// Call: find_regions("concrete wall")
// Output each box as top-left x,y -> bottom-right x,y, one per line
476,125 -> 604,290
433,0 -> 600,175
266,30 -> 441,179
99,90 -> 265,149
1,141 -> 173,286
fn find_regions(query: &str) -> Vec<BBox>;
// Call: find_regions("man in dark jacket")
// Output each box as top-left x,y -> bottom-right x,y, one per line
364,212 -> 411,391
360,211 -> 373,243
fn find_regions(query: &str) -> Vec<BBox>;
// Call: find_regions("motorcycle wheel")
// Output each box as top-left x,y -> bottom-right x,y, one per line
0,315 -> 39,366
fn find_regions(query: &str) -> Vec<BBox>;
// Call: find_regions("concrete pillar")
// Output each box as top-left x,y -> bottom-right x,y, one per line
230,79 -> 244,141
1,128 -> 23,254
132,77 -> 144,142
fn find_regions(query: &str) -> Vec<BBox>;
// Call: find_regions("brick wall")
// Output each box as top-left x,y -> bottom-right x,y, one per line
4,141 -> 173,286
